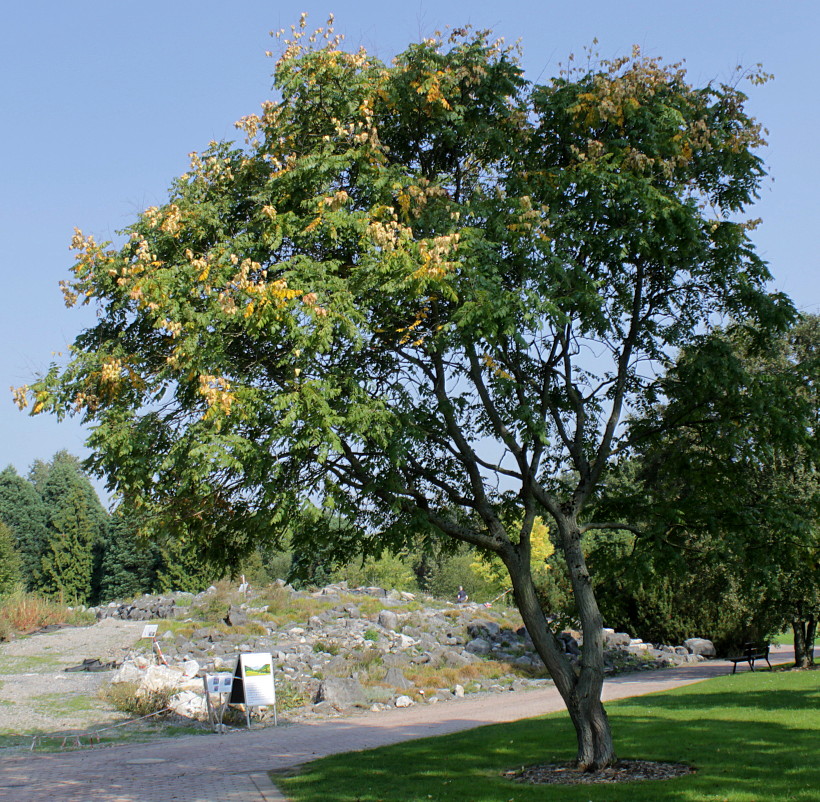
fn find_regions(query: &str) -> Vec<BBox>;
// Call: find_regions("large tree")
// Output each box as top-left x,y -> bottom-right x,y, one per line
18,23 -> 791,767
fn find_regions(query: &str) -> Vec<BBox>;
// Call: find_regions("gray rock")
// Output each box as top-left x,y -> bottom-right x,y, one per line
466,637 -> 491,655
382,653 -> 411,668
378,610 -> 399,631
603,630 -> 631,648
224,607 -> 248,627
557,633 -> 581,656
440,650 -> 471,668
468,621 -> 501,639
314,677 -> 367,707
383,667 -> 414,689
684,638 -> 716,657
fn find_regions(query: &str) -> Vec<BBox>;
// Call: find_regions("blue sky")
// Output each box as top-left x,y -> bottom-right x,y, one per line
1,1 -> 817,500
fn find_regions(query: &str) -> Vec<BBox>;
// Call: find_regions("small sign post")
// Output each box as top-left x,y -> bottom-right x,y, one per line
203,673 -> 233,733
228,653 -> 277,728
140,624 -> 168,666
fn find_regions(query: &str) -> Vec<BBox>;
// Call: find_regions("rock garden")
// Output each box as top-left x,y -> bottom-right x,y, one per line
87,580 -> 716,726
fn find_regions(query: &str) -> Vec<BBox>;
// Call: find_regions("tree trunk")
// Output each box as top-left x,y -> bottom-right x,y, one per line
505,528 -> 616,770
793,618 -> 816,668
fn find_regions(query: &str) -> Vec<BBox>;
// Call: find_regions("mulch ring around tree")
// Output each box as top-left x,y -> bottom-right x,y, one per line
505,759 -> 696,786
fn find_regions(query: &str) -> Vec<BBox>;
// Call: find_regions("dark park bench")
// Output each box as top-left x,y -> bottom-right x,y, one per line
727,642 -> 772,674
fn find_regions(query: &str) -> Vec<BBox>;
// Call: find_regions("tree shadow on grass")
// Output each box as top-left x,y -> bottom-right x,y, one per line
616,686 -> 819,712
279,702 -> 820,802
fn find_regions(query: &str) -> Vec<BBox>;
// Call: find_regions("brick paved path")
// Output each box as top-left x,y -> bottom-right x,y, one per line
0,646 -> 794,802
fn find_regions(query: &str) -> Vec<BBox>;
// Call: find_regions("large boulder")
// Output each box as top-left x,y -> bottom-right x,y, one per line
603,629 -> 631,649
110,661 -> 143,685
141,665 -> 187,693
467,621 -> 501,640
684,638 -> 716,657
314,677 -> 367,707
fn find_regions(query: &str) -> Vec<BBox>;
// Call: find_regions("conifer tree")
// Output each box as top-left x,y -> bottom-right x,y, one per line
0,466 -> 49,590
39,457 -> 108,604
155,537 -> 219,594
98,507 -> 161,601
0,522 -> 23,593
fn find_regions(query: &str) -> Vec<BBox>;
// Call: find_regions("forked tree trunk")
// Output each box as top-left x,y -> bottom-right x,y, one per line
793,618 -> 816,668
505,528 -> 616,770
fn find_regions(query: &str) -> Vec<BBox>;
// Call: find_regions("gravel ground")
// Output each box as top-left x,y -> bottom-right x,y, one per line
0,619 -> 145,735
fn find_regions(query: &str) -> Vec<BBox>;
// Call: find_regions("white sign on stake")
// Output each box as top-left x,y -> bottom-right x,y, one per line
141,624 -> 158,639
205,673 -> 234,695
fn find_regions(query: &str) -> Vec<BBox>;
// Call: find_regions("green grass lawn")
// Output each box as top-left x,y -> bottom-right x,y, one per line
276,668 -> 819,802
770,630 -> 819,647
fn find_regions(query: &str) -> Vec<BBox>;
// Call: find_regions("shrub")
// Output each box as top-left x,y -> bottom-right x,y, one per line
99,681 -> 173,717
312,640 -> 340,655
363,628 -> 379,642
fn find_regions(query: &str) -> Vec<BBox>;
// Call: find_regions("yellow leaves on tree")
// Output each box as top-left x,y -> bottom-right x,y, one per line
198,374 -> 234,419
471,516 -> 555,594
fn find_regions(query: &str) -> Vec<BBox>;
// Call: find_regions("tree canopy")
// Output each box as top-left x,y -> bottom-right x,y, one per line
594,315 -> 819,664
18,20 -> 792,768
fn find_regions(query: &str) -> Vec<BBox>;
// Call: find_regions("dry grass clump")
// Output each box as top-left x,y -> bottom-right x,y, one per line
99,681 -> 173,717
402,658 -> 542,696
0,589 -> 93,639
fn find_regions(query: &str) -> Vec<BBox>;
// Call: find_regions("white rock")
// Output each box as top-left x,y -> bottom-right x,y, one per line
395,695 -> 414,708
141,665 -> 186,693
169,690 -> 209,720
180,660 -> 200,678
454,684 -> 465,698
110,662 -> 143,685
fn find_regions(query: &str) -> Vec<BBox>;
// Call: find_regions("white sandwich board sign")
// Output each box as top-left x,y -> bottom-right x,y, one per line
228,653 -> 277,726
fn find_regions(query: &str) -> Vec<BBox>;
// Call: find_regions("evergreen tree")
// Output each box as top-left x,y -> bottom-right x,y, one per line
98,507 -> 161,601
39,458 -> 108,604
155,537 -> 219,594
0,522 -> 23,593
0,466 -> 49,590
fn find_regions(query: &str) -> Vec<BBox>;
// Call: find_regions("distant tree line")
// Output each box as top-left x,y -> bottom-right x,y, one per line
0,451 -> 222,603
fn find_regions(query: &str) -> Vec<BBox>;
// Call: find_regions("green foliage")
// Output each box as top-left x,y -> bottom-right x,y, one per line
422,550 -> 498,604
0,465 -> 49,590
155,537 -> 220,594
331,552 -> 418,592
21,26 -> 787,571
0,522 -> 22,594
593,315 -> 820,654
98,506 -> 162,601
